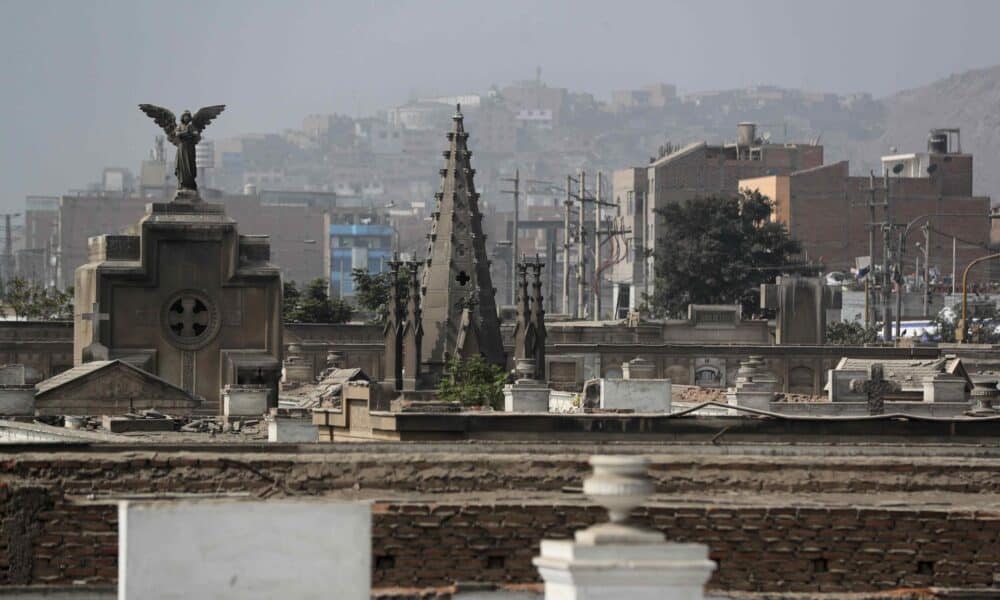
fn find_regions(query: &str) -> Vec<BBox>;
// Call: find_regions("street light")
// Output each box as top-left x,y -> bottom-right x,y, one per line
894,211 -> 986,338
958,252 -> 1000,343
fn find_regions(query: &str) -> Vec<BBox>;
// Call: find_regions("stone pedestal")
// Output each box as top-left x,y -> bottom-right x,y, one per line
0,385 -> 35,416
534,456 -> 715,600
922,373 -> 968,403
727,356 -> 777,411
503,380 -> 551,412
535,541 -> 716,600
223,384 -> 269,417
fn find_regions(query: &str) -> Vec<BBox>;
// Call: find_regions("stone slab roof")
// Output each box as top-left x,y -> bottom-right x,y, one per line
834,356 -> 970,392
35,359 -> 197,401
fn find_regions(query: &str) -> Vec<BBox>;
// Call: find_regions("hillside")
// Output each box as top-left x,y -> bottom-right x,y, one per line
876,65 -> 1000,204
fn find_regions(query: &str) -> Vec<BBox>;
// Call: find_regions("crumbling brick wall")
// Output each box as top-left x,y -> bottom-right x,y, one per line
3,451 -> 1000,592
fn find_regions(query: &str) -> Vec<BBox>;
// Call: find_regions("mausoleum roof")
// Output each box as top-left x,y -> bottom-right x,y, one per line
834,356 -> 970,392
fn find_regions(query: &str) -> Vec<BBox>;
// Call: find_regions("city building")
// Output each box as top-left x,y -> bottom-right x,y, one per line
740,128 -> 991,283
323,213 -> 394,300
611,83 -> 678,112
611,123 -> 824,316
54,189 -> 357,289
24,195 -> 58,253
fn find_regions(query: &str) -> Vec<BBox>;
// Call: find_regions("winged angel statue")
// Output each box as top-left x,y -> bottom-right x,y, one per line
138,104 -> 225,196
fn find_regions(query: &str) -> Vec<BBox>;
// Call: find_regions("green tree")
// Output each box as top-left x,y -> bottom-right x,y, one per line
2,278 -> 71,321
437,354 -> 508,409
351,267 -> 410,324
646,190 -> 802,318
826,320 -> 879,345
282,280 -> 302,322
285,278 -> 352,324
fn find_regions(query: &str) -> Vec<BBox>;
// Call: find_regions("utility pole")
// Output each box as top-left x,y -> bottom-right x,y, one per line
895,228 -> 904,342
577,170 -> 587,320
501,169 -> 520,305
952,236 -> 957,296
562,175 -> 573,316
881,172 -> 893,343
866,174 -> 876,326
593,172 -> 602,322
853,172 -> 886,331
922,223 -> 931,317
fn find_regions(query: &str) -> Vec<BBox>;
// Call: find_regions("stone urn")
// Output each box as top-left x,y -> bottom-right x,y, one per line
576,455 -> 664,545
514,357 -> 537,382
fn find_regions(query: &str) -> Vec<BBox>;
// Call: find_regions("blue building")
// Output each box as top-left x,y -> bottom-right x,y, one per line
327,221 -> 394,298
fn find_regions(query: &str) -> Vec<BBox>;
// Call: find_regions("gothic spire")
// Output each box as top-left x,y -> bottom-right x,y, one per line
418,104 -> 504,381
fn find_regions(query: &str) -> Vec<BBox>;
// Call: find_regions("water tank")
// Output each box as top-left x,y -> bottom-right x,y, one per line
195,140 -> 215,169
927,131 -> 948,154
243,183 -> 257,196
737,122 -> 757,147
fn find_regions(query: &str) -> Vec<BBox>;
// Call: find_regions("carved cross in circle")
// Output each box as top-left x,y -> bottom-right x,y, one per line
455,270 -> 471,286
167,297 -> 210,338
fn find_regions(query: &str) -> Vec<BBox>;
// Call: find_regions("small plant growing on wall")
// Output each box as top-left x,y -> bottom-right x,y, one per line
437,354 -> 507,409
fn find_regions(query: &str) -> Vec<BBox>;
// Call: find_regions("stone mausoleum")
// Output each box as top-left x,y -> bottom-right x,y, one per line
74,201 -> 283,412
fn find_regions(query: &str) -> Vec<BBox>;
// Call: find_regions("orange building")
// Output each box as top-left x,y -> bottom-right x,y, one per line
741,130 -> 991,281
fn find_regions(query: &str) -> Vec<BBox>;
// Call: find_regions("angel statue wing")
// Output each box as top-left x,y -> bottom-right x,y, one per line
138,104 -> 176,137
191,105 -> 226,132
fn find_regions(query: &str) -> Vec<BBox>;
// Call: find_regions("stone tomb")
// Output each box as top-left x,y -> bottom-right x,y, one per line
34,360 -> 199,416
75,202 -> 283,412
0,364 -> 34,416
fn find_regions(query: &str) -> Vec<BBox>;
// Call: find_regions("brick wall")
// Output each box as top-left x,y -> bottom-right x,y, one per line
3,451 -> 1000,593
372,503 -> 1000,592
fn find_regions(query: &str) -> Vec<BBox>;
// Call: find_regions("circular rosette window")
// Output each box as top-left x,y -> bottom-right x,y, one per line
161,289 -> 221,350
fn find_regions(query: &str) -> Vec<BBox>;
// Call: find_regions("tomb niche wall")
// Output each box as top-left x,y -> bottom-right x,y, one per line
0,321 -> 73,381
74,203 -> 282,411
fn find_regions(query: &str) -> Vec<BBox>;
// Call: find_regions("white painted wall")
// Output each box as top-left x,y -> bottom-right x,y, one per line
119,499 -> 371,600
600,379 -> 671,412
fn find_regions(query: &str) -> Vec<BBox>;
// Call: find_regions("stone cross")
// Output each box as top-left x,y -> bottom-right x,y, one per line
167,298 -> 209,337
850,363 -> 900,416
81,302 -> 110,346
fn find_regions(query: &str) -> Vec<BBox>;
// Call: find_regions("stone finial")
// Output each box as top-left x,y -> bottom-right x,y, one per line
575,455 -> 664,545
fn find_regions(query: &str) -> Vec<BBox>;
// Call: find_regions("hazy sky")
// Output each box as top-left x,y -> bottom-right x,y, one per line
2,0 -> 999,208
